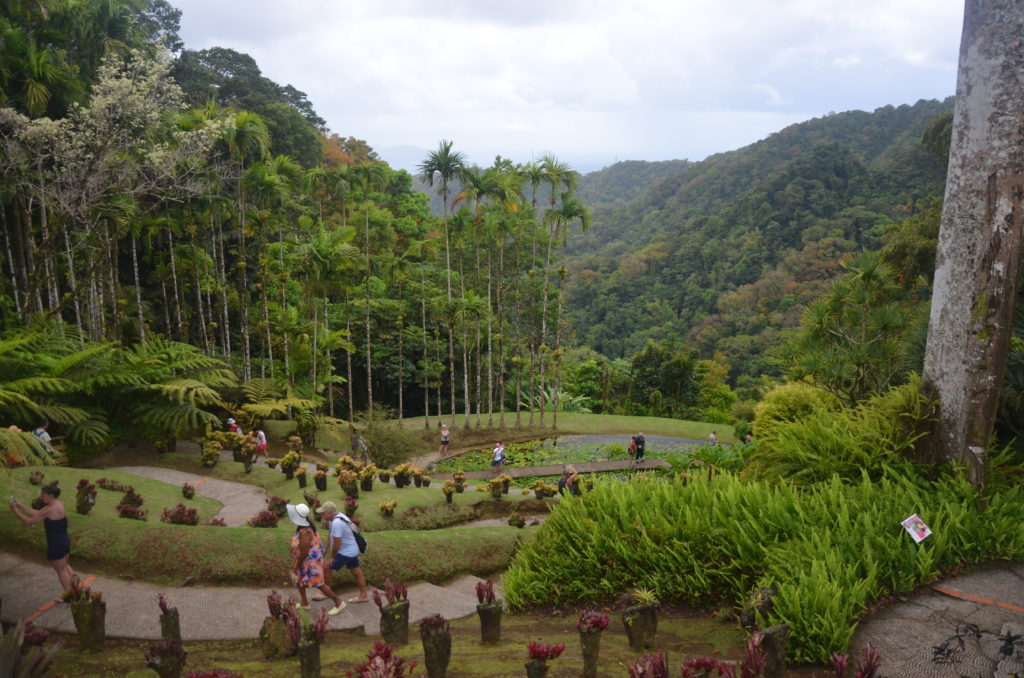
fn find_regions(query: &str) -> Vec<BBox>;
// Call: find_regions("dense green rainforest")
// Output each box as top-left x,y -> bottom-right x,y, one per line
0,0 -> 1020,458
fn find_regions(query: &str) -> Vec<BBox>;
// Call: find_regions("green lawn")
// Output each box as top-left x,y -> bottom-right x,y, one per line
0,464 -> 538,587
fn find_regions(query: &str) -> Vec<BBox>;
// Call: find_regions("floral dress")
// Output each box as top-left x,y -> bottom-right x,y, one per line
290,527 -> 325,587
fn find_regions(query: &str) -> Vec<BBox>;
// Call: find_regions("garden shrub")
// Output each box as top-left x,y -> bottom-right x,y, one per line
361,409 -> 418,469
117,503 -> 147,520
161,503 -> 199,526
752,381 -> 839,439
503,470 -> 1024,664
745,375 -> 934,484
248,510 -> 279,528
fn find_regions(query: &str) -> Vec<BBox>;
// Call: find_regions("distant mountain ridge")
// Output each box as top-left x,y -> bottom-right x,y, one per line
563,98 -> 954,371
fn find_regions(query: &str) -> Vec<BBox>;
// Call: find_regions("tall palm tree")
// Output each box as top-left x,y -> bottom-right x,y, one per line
222,111 -> 270,380
417,140 -> 465,302
353,162 -> 389,412
544,194 -> 591,429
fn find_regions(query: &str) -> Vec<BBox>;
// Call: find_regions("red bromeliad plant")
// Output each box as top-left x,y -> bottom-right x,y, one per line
184,670 -> 243,678
117,503 -> 148,520
204,517 -> 226,526
348,641 -> 418,677
628,648 -> 669,678
182,483 -> 196,499
475,579 -> 497,605
266,495 -> 288,516
158,594 -> 171,615
372,579 -> 409,609
832,644 -> 881,678
576,610 -> 610,633
267,591 -> 285,619
679,632 -> 766,678
525,641 -> 565,677
21,621 -> 50,648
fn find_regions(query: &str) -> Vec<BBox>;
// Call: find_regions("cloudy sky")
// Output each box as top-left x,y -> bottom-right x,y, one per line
170,1 -> 965,173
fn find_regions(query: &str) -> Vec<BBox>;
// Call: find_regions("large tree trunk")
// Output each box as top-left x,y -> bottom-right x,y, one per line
921,0 -> 1024,487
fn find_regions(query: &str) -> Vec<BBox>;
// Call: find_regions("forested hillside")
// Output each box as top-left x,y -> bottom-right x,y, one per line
565,99 -> 954,380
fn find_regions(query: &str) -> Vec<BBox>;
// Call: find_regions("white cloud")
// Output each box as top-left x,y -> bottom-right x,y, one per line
169,0 -> 963,171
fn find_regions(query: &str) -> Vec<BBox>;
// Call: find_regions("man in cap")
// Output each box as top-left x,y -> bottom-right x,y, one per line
316,500 -> 370,604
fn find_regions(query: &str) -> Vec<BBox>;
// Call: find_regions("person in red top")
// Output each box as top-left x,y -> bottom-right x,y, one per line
226,417 -> 243,435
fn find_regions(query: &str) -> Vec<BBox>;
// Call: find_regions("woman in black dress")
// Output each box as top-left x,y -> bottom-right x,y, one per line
9,482 -> 75,591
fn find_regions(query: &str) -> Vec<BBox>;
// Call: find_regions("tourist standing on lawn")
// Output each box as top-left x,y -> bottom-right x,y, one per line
438,424 -> 450,456
635,432 -> 646,465
317,501 -> 370,604
9,482 -> 75,591
286,503 -> 346,615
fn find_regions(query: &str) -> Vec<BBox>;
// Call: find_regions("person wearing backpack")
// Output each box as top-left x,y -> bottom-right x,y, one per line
316,501 -> 370,604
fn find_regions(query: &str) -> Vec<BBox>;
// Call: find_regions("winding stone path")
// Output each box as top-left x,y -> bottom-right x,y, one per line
0,463 -> 499,640
107,465 -> 269,526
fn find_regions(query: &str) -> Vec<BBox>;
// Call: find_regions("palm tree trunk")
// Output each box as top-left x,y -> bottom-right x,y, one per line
364,208 -> 374,412
214,214 -> 231,358
132,233 -> 146,341
192,234 -> 209,353
2,209 -> 22,316
62,222 -> 83,336
421,270 -> 430,429
168,231 -> 183,342
106,223 -> 118,338
346,290 -> 355,422
397,283 -> 404,422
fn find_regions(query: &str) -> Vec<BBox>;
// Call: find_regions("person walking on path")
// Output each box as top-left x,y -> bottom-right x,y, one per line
316,501 -> 370,604
287,503 -> 346,615
253,427 -> 268,462
635,432 -> 646,466
490,442 -> 506,476
438,425 -> 450,456
9,482 -> 75,591
708,430 -> 717,446
627,436 -> 637,468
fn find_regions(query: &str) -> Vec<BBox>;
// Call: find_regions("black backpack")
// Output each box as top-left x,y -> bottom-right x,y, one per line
338,514 -> 367,553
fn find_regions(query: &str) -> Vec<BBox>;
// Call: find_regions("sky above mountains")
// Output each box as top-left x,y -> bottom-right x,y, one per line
171,0 -> 964,173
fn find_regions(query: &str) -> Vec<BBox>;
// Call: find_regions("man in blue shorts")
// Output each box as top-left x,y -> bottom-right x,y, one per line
316,501 -> 370,604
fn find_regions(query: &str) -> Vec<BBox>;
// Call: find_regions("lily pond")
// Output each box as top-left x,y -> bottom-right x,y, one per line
434,434 -> 746,473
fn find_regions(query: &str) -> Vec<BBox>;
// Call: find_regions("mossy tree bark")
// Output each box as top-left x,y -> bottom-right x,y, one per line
922,0 -> 1024,486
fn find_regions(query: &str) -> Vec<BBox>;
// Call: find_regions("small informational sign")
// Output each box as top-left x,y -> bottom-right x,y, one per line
902,513 -> 932,543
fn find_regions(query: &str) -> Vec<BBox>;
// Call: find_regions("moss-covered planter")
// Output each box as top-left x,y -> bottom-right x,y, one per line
444,492 -> 454,504
159,609 -> 181,644
380,600 -> 410,646
489,483 -> 503,500
314,476 -> 328,492
70,599 -> 106,652
622,604 -> 658,650
524,658 -> 548,678
421,626 -> 451,678
360,477 -> 374,492
476,603 -> 502,644
259,616 -> 297,658
579,628 -> 603,678
298,637 -> 321,678
297,473 -> 307,488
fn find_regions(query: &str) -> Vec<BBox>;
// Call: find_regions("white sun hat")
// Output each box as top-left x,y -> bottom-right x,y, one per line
286,503 -> 311,527
226,418 -> 236,424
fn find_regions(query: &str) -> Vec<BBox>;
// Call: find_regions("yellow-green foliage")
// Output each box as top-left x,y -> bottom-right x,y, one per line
504,471 -> 1024,664
752,381 -> 839,440
746,376 -> 935,484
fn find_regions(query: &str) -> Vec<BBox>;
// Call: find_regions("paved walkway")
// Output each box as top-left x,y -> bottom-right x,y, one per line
107,466 -> 268,526
849,564 -> 1024,677
461,457 -> 670,480
0,552 -> 494,640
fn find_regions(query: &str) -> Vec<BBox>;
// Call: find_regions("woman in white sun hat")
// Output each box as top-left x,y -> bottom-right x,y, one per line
286,502 -> 346,615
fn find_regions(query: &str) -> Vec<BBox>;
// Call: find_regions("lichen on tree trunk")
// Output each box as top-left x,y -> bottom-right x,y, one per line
921,0 -> 1024,486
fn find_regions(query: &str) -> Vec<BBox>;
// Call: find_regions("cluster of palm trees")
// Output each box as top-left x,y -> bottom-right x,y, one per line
0,45 -> 592,432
